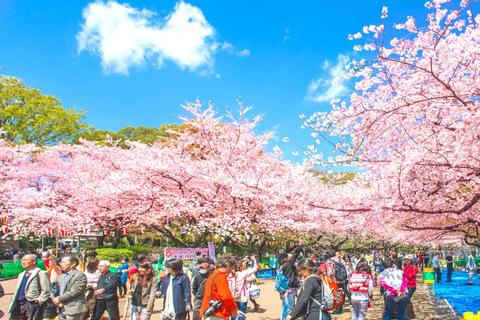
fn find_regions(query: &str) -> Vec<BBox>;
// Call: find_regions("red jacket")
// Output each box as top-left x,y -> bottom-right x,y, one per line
402,264 -> 419,288
200,269 -> 238,319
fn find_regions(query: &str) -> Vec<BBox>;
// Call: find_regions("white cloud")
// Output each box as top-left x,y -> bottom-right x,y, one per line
220,42 -> 250,57
306,53 -> 350,102
77,1 -> 247,75
236,49 -> 250,57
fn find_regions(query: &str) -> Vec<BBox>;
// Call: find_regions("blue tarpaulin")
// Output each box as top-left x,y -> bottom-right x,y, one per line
431,269 -> 480,315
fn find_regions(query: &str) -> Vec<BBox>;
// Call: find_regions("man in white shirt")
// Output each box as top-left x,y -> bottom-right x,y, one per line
466,251 -> 476,285
432,253 -> 441,283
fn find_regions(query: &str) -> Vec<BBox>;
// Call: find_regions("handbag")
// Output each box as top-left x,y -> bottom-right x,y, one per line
42,279 -> 59,319
405,302 -> 416,319
248,281 -> 261,300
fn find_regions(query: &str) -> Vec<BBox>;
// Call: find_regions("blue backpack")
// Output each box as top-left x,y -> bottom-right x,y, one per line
274,270 -> 290,293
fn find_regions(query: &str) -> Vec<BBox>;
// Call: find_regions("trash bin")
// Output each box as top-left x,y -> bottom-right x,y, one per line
423,268 -> 435,284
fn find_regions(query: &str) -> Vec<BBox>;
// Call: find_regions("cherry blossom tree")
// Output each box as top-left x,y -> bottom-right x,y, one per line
2,102 -> 343,247
301,0 -> 480,245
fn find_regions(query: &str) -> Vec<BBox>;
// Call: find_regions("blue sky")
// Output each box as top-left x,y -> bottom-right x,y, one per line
0,0 -> 427,166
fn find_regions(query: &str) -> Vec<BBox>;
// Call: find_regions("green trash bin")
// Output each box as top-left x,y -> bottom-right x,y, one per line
423,268 -> 435,284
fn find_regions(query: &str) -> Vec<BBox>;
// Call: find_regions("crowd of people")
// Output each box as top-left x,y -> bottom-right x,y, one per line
3,244 -> 478,320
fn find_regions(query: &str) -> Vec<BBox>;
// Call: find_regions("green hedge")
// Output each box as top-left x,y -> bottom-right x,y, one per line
129,245 -> 149,257
1,260 -> 46,279
456,257 -> 480,267
96,248 -> 134,263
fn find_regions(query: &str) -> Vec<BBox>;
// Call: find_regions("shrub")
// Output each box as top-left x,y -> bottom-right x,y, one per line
96,248 -> 134,263
129,245 -> 150,258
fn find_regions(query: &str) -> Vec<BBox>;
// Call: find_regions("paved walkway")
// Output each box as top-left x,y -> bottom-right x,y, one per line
0,273 -> 459,320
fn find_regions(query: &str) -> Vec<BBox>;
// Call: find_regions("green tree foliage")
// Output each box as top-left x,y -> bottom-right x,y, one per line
81,124 -> 182,148
310,169 -> 357,185
0,75 -> 89,145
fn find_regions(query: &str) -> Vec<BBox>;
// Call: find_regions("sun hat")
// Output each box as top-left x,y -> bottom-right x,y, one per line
404,254 -> 414,260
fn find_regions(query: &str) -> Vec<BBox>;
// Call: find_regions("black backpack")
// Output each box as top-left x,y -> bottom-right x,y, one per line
330,259 -> 348,282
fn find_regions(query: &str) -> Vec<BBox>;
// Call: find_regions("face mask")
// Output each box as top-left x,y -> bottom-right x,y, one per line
199,269 -> 208,274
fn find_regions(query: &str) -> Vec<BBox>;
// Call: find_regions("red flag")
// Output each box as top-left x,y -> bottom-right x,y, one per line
3,216 -> 12,224
103,230 -> 109,236
141,228 -> 145,235
2,226 -> 8,233
123,228 -> 128,235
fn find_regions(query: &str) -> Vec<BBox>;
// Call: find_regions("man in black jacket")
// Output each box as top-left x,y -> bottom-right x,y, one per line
91,260 -> 120,320
191,259 -> 213,320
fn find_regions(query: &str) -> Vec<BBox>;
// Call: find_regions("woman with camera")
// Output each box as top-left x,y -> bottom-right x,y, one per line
200,256 -> 239,320
285,259 -> 330,320
156,259 -> 191,320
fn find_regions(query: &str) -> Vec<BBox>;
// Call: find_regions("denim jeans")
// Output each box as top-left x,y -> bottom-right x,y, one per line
383,295 -> 409,320
434,267 -> 442,283
281,296 -> 295,320
130,305 -> 138,320
234,301 -> 248,320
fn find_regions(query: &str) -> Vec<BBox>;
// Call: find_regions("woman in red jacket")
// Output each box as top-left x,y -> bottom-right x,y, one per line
402,254 -> 419,298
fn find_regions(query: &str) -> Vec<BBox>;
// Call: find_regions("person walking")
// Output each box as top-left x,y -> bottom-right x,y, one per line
52,256 -> 88,320
466,251 -> 476,285
270,255 -> 278,276
326,250 -> 347,314
445,252 -> 454,282
422,253 -> 430,271
285,259 -> 328,320
91,260 -> 120,320
77,249 -> 88,272
191,259 -> 213,320
344,255 -> 354,304
81,258 -> 101,320
432,253 -> 441,283
127,261 -> 158,320
200,256 -> 238,320
349,260 -> 373,320
117,257 -> 129,298
156,259 -> 192,320
379,259 -> 409,320
9,254 -> 51,320
278,240 -> 304,320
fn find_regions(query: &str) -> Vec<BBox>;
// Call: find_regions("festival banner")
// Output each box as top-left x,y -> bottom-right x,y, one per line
208,242 -> 216,262
164,248 -> 208,261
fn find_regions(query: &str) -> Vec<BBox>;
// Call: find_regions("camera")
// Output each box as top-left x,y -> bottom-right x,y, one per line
204,300 -> 223,317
